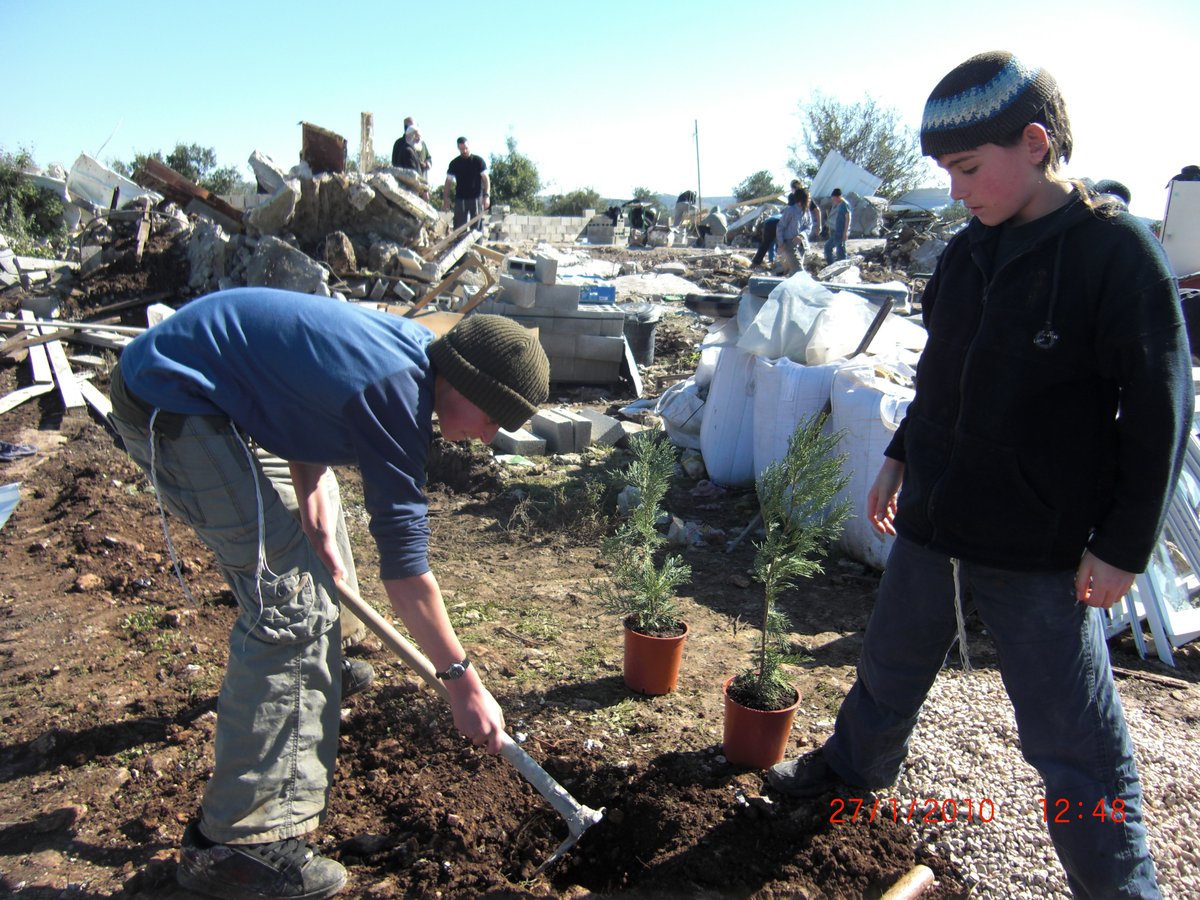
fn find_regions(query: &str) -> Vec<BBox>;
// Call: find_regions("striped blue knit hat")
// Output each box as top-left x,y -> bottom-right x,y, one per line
920,51 -> 1061,157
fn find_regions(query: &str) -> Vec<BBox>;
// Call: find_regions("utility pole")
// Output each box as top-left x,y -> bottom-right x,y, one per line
694,119 -> 702,219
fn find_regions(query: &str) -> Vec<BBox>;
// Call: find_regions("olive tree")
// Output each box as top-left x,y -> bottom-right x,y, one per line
488,136 -> 541,212
788,92 -> 928,199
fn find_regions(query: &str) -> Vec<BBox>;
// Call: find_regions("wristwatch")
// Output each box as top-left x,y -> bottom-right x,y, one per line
435,657 -> 471,680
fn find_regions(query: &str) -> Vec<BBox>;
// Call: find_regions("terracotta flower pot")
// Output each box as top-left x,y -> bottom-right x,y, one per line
623,620 -> 689,696
722,675 -> 801,769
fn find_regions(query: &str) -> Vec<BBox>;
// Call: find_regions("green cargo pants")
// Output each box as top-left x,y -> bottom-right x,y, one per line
110,364 -> 351,843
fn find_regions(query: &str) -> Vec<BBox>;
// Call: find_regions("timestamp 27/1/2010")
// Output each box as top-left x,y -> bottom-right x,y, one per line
830,796 -> 1129,825
830,797 -> 997,824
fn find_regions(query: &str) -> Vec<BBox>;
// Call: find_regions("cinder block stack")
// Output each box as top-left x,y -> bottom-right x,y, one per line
475,290 -> 626,384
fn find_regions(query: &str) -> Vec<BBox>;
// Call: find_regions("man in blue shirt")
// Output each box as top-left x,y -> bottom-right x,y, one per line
824,188 -> 852,264
109,290 -> 549,899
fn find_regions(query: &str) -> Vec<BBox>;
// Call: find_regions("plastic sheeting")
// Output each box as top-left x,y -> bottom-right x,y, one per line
0,482 -> 19,532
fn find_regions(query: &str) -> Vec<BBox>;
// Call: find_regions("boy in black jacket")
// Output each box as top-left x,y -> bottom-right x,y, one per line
768,51 -> 1191,899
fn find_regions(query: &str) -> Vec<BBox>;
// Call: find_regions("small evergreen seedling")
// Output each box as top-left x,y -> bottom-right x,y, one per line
730,414 -> 850,710
598,432 -> 690,636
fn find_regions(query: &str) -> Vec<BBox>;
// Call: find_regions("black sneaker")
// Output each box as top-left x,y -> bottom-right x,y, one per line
341,658 -> 375,699
766,749 -> 845,798
177,821 -> 347,899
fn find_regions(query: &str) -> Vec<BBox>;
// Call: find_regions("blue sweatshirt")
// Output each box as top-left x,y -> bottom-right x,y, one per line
119,288 -> 438,579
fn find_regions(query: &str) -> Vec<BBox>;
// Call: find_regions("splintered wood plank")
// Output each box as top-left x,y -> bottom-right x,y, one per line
76,378 -> 113,419
43,336 -> 87,417
0,382 -> 55,415
18,311 -> 52,384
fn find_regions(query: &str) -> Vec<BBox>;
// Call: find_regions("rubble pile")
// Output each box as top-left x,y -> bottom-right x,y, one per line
882,218 -> 962,274
4,148 -> 477,317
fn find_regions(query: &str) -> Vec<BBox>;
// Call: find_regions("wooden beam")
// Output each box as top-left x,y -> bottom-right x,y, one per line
133,212 -> 152,264
0,382 -> 55,415
137,159 -> 245,232
18,311 -> 52,384
44,337 -> 87,418
76,378 -> 113,420
420,215 -> 482,261
300,121 -> 347,175
0,318 -> 143,336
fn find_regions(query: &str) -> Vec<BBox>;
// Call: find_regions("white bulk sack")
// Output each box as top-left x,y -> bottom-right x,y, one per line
752,357 -> 868,480
829,365 -> 915,570
699,345 -> 758,487
656,379 -> 706,450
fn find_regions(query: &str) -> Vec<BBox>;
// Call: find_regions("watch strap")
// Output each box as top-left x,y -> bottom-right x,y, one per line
435,657 -> 471,680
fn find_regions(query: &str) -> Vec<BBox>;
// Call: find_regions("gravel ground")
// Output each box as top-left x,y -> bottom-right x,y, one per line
887,668 -> 1199,898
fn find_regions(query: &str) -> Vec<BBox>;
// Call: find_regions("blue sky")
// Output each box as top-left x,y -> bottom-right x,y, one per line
4,0 -> 1198,219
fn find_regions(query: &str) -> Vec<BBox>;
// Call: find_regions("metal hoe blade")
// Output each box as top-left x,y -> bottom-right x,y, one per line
335,580 -> 605,873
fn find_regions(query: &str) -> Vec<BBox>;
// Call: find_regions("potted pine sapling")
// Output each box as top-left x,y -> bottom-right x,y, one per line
723,413 -> 850,768
599,431 -> 692,695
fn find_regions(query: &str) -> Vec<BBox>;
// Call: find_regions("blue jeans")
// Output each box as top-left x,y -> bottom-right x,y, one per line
824,537 -> 1159,899
824,233 -> 846,264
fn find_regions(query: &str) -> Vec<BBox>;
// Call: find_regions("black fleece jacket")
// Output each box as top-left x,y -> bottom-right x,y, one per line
887,191 -> 1192,573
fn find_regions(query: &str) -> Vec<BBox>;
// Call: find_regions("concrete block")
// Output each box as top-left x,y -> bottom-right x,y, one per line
575,334 -> 625,362
537,332 -> 577,357
392,280 -> 416,302
491,427 -> 546,456
534,282 -> 580,311
547,356 -> 575,383
507,256 -> 536,276
500,273 -> 537,308
577,408 -> 623,446
587,223 -> 616,244
551,314 -> 623,337
532,253 -> 558,285
530,410 -> 576,454
554,408 -> 593,450
571,359 -> 622,384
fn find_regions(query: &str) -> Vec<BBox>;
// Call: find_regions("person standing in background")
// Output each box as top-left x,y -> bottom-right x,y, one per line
444,137 -> 489,230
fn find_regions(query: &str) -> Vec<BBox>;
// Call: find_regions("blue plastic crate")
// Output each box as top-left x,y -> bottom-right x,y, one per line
579,284 -> 616,304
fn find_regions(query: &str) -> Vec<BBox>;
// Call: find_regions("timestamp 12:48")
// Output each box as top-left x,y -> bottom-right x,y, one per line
1040,798 -> 1127,823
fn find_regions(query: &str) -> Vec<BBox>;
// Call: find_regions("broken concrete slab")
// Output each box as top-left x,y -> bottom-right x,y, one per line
348,181 -> 376,211
370,173 -> 439,226
245,181 -> 300,235
187,220 -> 231,293
324,231 -> 357,276
249,150 -> 288,194
245,235 -> 330,295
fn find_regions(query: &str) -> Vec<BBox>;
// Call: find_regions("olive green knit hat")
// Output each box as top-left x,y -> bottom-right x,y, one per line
920,51 -> 1062,158
428,315 -> 549,431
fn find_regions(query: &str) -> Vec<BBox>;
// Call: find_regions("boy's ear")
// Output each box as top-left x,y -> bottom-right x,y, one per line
1022,123 -> 1052,166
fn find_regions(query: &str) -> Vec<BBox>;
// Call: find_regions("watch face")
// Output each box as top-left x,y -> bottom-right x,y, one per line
439,659 -> 470,680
